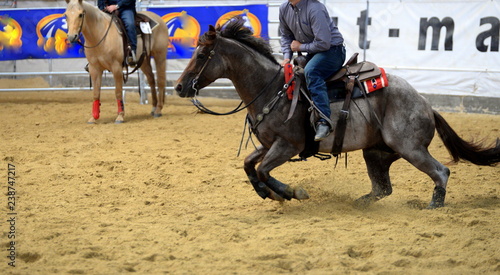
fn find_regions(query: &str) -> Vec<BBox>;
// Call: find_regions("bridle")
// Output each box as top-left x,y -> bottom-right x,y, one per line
190,41 -> 217,95
74,10 -> 115,49
189,38 -> 284,116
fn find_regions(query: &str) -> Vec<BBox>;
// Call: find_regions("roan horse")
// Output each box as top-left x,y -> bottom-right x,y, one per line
64,0 -> 169,123
175,18 -> 500,208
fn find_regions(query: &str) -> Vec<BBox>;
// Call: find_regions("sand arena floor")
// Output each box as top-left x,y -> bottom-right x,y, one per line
0,79 -> 499,274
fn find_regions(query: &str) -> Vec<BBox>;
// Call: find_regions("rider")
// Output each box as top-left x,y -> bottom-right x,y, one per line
279,0 -> 346,141
98,0 -> 137,66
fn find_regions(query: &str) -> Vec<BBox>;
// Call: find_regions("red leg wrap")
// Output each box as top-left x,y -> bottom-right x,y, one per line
92,100 -> 100,120
117,100 -> 124,114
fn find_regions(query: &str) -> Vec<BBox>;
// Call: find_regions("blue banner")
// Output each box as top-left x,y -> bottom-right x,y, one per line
150,5 -> 268,59
0,5 -> 268,61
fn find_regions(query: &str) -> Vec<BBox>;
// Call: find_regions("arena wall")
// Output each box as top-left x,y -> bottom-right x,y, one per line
1,0 -> 499,114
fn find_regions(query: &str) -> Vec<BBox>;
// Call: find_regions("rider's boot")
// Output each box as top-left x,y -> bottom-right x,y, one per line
314,120 -> 331,141
127,48 -> 137,67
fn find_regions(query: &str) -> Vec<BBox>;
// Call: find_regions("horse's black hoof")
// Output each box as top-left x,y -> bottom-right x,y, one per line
427,186 -> 446,209
354,194 -> 376,209
426,201 -> 445,209
153,113 -> 162,118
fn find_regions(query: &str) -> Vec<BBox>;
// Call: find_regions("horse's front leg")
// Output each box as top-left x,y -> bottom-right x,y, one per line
141,59 -> 162,117
244,146 -> 284,201
87,66 -> 103,124
257,138 -> 310,201
111,67 -> 125,123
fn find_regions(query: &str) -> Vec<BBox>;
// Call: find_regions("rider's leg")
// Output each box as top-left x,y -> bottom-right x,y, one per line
120,9 -> 137,64
304,45 -> 346,141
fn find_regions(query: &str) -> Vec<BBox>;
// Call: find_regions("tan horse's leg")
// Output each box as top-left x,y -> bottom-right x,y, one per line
87,66 -> 103,124
140,58 -> 160,117
111,66 -> 125,123
153,55 -> 167,117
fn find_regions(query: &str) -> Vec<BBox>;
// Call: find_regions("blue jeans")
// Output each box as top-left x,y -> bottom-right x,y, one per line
119,9 -> 137,52
304,45 -> 346,121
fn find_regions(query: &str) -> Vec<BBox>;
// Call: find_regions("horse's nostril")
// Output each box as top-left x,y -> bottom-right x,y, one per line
175,84 -> 182,92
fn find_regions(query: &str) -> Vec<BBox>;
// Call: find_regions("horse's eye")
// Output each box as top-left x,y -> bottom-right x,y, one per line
79,13 -> 84,18
197,54 -> 205,60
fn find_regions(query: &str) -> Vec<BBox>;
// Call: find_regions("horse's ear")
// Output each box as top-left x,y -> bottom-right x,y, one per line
207,25 -> 217,40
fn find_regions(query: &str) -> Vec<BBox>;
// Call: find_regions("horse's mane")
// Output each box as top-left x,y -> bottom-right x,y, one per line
202,16 -> 279,65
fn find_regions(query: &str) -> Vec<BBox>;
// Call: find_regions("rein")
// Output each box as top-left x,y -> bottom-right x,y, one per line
191,68 -> 282,116
76,11 -> 115,49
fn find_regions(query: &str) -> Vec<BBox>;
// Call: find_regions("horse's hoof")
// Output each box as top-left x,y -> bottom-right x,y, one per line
293,187 -> 310,200
353,194 -> 375,209
115,114 -> 125,124
153,113 -> 162,118
87,117 -> 96,124
426,201 -> 444,209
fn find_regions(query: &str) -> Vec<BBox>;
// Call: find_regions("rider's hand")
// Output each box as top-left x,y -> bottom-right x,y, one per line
281,58 -> 290,66
291,40 -> 302,52
105,5 -> 119,12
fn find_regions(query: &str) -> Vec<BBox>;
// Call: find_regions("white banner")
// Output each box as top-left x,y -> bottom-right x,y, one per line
329,0 -> 500,97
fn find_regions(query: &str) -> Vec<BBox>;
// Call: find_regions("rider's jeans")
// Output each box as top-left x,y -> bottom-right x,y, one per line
304,44 -> 346,121
120,9 -> 137,52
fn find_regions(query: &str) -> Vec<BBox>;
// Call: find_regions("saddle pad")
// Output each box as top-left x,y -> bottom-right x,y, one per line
362,68 -> 388,93
327,68 -> 389,102
135,13 -> 159,34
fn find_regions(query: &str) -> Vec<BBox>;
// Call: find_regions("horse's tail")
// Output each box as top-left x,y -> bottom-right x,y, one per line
433,110 -> 500,166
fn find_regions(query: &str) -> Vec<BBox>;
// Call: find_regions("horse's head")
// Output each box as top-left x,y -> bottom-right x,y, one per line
64,0 -> 85,43
176,16 -> 279,98
175,25 -> 224,98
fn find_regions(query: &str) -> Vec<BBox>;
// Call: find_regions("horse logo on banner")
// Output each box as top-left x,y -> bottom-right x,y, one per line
163,11 -> 200,58
0,16 -> 22,52
36,13 -> 74,56
216,9 -> 262,37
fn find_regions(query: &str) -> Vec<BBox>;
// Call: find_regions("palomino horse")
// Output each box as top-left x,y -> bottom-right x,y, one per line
64,0 -> 169,123
175,18 -> 500,208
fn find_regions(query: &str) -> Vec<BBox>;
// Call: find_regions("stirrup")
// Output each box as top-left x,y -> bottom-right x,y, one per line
127,51 -> 137,67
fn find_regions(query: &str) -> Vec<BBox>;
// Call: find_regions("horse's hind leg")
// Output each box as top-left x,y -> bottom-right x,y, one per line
400,148 -> 450,208
152,54 -> 166,117
356,147 -> 401,207
140,59 -> 160,117
244,146 -> 284,201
